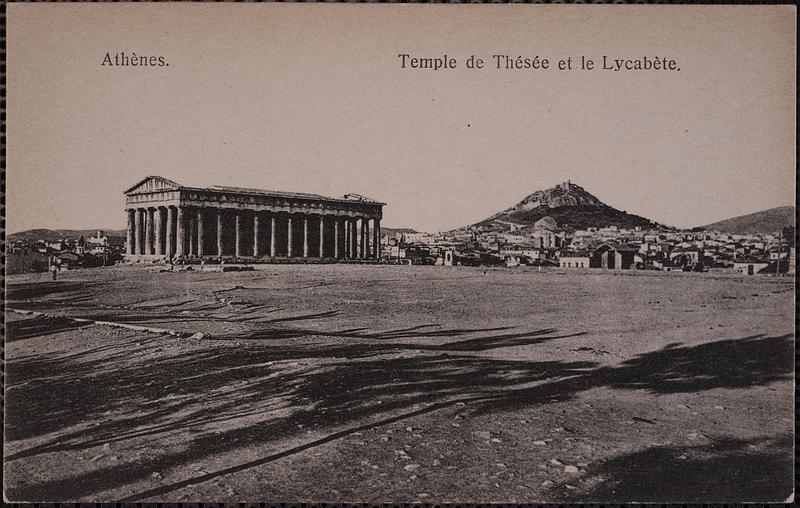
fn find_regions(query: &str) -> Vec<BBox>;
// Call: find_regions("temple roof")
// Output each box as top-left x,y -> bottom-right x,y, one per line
125,176 -> 384,205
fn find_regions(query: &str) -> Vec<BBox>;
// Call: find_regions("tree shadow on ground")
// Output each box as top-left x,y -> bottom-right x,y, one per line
4,315 -> 94,342
3,308 -> 794,502
5,281 -> 92,302
472,333 -> 794,417
561,433 -> 794,503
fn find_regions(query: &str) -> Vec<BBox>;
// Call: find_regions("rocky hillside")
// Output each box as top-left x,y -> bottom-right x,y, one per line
472,181 -> 665,232
699,206 -> 794,235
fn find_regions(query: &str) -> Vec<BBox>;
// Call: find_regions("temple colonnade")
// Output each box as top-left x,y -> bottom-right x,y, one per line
126,206 -> 381,260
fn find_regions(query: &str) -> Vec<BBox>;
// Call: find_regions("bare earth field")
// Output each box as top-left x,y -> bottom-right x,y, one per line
3,264 -> 795,502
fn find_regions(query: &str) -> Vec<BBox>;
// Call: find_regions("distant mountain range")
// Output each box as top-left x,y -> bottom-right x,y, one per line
467,181 -> 667,232
698,206 -> 795,235
7,228 -> 127,243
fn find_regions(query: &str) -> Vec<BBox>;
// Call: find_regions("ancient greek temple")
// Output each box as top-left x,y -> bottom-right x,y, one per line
124,176 -> 384,261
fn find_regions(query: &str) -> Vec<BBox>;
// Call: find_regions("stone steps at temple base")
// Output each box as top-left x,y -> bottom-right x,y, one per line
124,255 -> 384,267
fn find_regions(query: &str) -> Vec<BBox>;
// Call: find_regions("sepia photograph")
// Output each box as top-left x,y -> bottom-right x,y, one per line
3,3 -> 796,503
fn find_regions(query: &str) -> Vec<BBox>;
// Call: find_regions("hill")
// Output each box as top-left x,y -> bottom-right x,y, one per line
7,228 -> 127,243
469,181 -> 666,232
381,227 -> 418,236
699,206 -> 795,235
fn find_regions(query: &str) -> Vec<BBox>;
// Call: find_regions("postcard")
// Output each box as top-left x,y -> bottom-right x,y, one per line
4,3 -> 795,503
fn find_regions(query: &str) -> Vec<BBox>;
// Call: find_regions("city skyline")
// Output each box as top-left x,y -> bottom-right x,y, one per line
7,5 -> 795,234
4,174 -> 795,235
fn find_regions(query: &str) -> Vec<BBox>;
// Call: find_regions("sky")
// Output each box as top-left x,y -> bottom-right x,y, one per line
6,4 -> 796,234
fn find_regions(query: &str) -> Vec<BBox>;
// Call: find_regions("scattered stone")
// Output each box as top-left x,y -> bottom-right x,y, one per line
406,427 -> 414,432
541,480 -> 553,487
404,464 -> 420,472
475,431 -> 491,440
456,402 -> 467,407
381,436 -> 391,442
533,440 -> 547,446
452,423 -> 461,428
90,455 -> 103,462
565,484 -> 576,490
189,332 -> 205,340
714,406 -> 725,410
102,443 -> 111,451
550,458 -> 564,466
564,465 -> 580,474
151,472 -> 162,478
495,462 -> 507,468
417,493 -> 430,498
432,459 -> 441,467
678,454 -> 688,460
490,438 -> 503,444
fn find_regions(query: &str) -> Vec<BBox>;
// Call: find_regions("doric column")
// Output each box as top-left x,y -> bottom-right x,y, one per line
216,210 -> 224,256
343,219 -> 349,258
153,208 -> 163,256
374,218 -> 381,258
287,216 -> 294,257
166,206 -> 175,258
253,213 -> 261,257
270,216 -> 277,257
235,211 -> 243,257
197,208 -> 205,257
319,216 -> 325,258
357,218 -> 363,258
176,207 -> 185,256
188,210 -> 196,256
350,218 -> 358,259
138,209 -> 146,255
303,216 -> 309,257
160,207 -> 168,255
126,209 -> 135,255
361,218 -> 369,259
334,218 -> 340,259
144,208 -> 154,255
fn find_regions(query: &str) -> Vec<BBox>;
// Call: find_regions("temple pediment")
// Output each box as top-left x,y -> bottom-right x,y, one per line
125,176 -> 183,195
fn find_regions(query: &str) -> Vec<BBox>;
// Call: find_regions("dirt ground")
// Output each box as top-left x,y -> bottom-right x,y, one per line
3,264 -> 795,502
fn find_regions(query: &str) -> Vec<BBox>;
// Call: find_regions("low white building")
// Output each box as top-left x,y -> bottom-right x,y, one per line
733,261 -> 769,275
559,254 -> 591,268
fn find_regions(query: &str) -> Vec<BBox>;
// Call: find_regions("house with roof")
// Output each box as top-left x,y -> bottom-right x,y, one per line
733,259 -> 770,275
558,251 -> 591,269
592,244 -> 637,270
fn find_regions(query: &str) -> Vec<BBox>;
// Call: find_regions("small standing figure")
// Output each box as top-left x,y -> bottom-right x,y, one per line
51,262 -> 58,280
